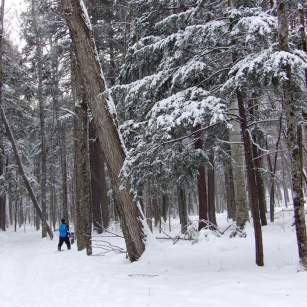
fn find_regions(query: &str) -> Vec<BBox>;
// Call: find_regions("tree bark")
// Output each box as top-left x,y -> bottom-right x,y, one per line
89,120 -> 109,233
177,184 -> 188,234
61,0 -> 144,261
0,127 -> 5,231
195,128 -> 208,230
32,0 -> 48,238
223,128 -> 236,220
237,89 -> 264,266
59,123 -> 69,223
278,0 -> 307,266
0,0 -> 6,232
162,192 -> 169,223
252,128 -> 268,226
72,55 -> 92,255
74,103 -> 92,255
208,151 -> 217,228
231,144 -> 249,228
144,183 -> 153,232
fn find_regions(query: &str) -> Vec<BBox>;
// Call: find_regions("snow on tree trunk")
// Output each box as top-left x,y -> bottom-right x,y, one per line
278,0 -> 307,266
61,0 -> 144,261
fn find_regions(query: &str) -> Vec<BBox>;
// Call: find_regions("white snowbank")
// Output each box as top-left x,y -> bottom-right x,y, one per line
0,211 -> 306,307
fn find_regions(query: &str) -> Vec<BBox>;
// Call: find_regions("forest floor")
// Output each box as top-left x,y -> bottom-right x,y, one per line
0,210 -> 307,307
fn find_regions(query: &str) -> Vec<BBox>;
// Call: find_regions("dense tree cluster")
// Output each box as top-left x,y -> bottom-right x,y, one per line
0,0 -> 306,266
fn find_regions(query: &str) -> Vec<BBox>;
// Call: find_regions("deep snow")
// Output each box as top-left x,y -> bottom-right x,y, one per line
0,211 -> 306,307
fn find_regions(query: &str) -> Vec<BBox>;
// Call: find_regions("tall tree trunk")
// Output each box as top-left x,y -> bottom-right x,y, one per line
59,124 -> 69,223
232,144 -> 249,228
252,128 -> 268,226
0,0 -> 5,232
152,197 -> 160,228
208,151 -> 217,228
72,56 -> 92,255
280,150 -> 290,207
229,97 -> 249,229
32,0 -> 47,238
223,128 -> 236,220
267,118 -> 282,222
89,120 -> 109,232
0,127 -> 5,231
177,184 -> 188,234
74,103 -> 92,255
278,0 -> 307,265
162,192 -> 169,223
195,128 -> 208,230
298,1 -> 307,85
237,89 -> 264,266
8,180 -> 13,226
49,135 -> 57,230
61,0 -> 144,261
144,183 -> 153,232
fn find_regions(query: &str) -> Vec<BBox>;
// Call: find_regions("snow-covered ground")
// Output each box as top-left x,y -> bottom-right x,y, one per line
0,210 -> 306,307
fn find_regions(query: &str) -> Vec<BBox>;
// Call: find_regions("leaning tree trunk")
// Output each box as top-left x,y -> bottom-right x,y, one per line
237,89 -> 264,266
0,108 -> 54,239
0,0 -> 53,237
61,0 -> 144,261
278,0 -> 307,266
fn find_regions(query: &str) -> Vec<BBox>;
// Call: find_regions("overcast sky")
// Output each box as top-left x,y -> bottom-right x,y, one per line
5,0 -> 27,45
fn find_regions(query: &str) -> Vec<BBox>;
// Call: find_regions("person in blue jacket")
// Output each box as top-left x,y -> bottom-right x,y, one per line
58,218 -> 71,251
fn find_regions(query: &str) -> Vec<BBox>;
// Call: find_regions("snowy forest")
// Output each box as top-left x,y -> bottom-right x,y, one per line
0,0 -> 307,306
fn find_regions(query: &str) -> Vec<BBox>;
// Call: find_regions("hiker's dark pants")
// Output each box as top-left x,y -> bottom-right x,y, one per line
58,236 -> 71,250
